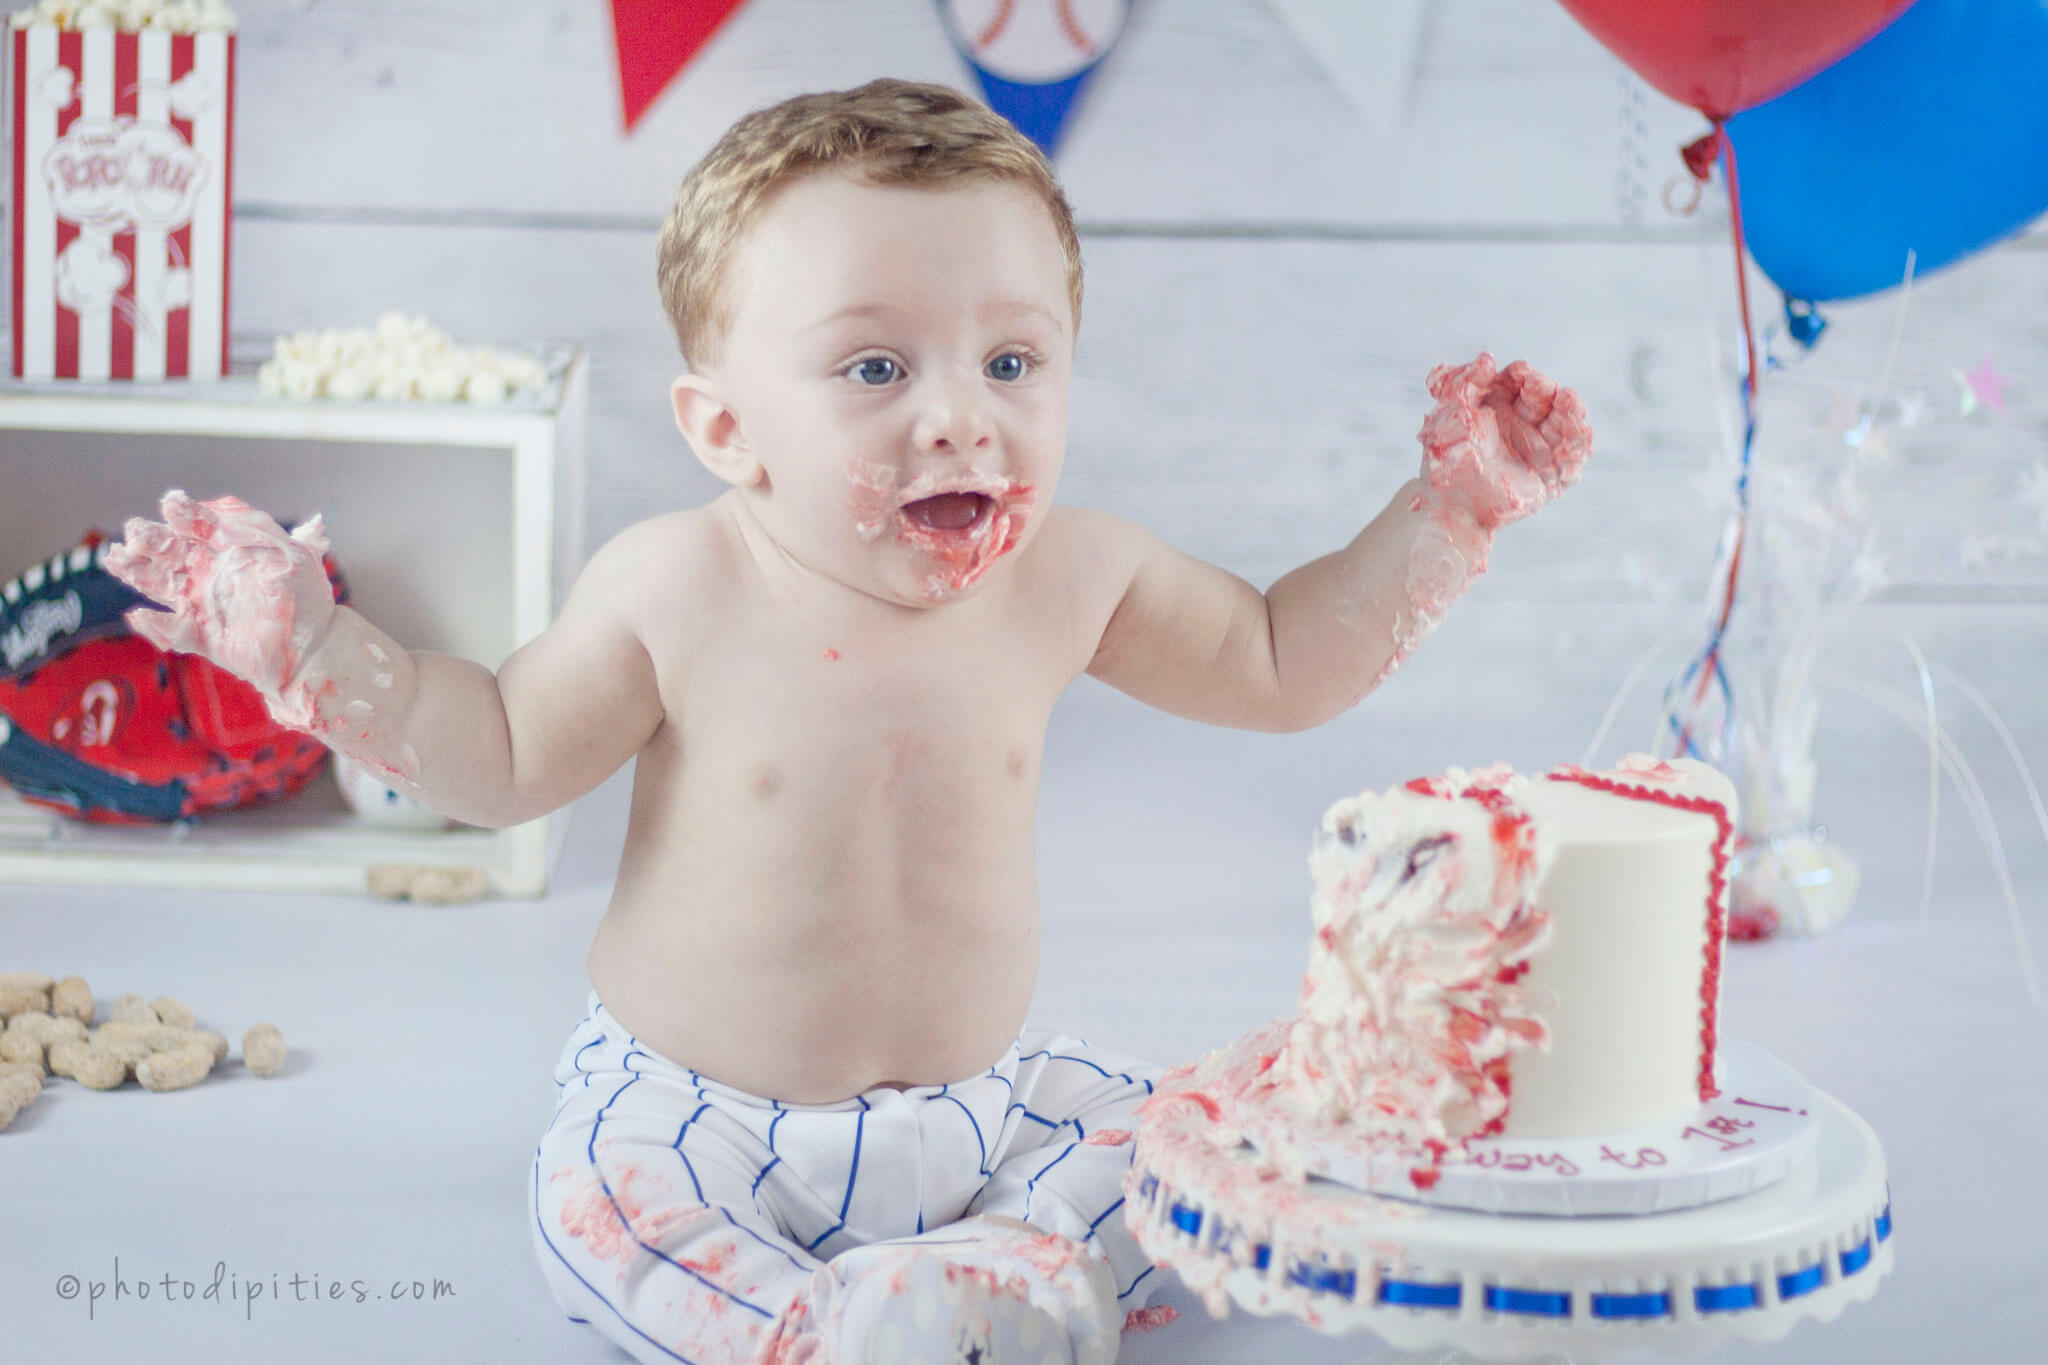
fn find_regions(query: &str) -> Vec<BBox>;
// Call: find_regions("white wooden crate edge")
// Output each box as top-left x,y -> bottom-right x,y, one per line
0,347 -> 589,899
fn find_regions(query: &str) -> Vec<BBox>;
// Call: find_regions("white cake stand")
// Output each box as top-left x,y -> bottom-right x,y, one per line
1126,1058 -> 1892,1360
1242,1038 -> 1822,1219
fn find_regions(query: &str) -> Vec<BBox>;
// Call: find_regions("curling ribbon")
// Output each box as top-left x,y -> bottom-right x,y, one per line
1680,128 -> 1724,182
1783,297 -> 1829,350
1666,119 -> 1763,764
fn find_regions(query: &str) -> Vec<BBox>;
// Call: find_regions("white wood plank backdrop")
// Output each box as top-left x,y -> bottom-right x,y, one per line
0,0 -> 2039,769
190,0 -> 2041,592
0,0 -> 2039,724
218,0 -> 2048,937
4,10 -> 2048,1362
6,0 -> 2046,800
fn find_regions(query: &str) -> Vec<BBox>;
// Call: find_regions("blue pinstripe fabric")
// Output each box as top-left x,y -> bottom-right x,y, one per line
530,992 -> 1165,1364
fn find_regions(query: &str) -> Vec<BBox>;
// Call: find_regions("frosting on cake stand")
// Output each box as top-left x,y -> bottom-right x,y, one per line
1124,757 -> 1890,1355
1216,1023 -> 1819,1218
1124,1051 -> 1891,1359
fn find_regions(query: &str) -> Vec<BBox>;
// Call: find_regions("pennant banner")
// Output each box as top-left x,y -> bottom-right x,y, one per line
1265,0 -> 1426,137
939,0 -> 1131,156
609,0 -> 750,133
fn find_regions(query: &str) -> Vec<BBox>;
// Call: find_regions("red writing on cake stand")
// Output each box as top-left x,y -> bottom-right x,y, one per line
1261,1041 -> 1820,1217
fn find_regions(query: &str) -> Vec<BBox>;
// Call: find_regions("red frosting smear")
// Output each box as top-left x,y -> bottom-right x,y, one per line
1123,1304 -> 1180,1335
761,1301 -> 817,1365
1083,1128 -> 1134,1147
681,1241 -> 736,1278
1548,767 -> 1732,1100
556,1166 -> 657,1266
1406,1137 -> 1451,1189
1276,770 -> 1551,1149
894,480 -> 1038,598
1728,904 -> 1781,941
1465,784 -> 1543,907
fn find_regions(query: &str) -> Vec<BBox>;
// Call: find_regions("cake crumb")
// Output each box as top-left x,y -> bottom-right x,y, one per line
1122,1304 -> 1178,1335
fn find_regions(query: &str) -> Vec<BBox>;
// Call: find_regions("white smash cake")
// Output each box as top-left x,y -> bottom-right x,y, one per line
1155,754 -> 1738,1188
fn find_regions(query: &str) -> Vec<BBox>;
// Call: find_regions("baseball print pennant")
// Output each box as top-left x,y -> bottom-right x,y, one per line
939,0 -> 1132,156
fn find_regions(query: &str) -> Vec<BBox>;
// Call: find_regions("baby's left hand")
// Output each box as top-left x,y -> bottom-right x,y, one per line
1416,353 -> 1591,531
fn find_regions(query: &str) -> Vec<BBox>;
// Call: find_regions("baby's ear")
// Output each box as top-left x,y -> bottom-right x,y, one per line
671,374 -> 765,488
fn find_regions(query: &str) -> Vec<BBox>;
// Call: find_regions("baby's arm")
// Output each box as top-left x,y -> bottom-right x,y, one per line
106,492 -> 664,827
1085,354 -> 1589,731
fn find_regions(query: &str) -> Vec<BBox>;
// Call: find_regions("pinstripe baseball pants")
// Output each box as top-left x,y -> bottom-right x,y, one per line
530,992 -> 1163,1363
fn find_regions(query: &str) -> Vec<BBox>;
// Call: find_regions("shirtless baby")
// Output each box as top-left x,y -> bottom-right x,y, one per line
106,80 -> 1589,1365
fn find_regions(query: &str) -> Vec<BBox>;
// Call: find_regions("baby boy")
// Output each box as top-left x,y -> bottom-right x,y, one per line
107,80 -> 1589,1364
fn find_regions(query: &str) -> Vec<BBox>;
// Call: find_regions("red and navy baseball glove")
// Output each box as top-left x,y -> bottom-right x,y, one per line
0,527 -> 346,825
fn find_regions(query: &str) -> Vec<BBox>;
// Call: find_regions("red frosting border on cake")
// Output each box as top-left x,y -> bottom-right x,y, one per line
1546,767 -> 1734,1101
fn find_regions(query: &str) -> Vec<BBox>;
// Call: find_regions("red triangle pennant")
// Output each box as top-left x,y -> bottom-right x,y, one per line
610,0 -> 751,133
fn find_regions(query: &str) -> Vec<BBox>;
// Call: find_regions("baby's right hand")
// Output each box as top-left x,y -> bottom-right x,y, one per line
104,490 -> 338,699
1417,353 -> 1590,532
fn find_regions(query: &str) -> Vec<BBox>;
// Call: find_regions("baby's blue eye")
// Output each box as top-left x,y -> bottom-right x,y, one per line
987,352 -> 1028,382
851,357 -> 899,386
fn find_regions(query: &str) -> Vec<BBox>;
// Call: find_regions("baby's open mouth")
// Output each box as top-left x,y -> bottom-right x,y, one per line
900,491 -> 992,534
881,474 -> 1037,600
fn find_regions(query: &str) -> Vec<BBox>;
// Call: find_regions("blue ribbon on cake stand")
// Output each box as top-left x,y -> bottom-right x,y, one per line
1126,1025 -> 1894,1360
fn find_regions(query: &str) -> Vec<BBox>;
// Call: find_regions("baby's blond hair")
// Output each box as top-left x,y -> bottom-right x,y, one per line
657,79 -> 1083,368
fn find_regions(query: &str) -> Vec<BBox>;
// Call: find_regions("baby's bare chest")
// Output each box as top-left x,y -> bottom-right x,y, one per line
658,602 -> 1072,813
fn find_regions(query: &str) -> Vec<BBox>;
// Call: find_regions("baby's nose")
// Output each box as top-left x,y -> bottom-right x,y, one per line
915,379 -> 994,453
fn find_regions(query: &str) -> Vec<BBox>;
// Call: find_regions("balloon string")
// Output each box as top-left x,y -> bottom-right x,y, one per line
1669,122 -> 1758,760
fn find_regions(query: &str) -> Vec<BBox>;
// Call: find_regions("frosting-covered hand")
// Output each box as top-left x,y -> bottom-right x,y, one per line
1417,353 -> 1590,531
1367,355 -> 1593,692
104,490 -> 337,706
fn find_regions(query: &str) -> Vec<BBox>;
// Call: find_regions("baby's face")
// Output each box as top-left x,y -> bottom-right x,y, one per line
704,170 -> 1074,607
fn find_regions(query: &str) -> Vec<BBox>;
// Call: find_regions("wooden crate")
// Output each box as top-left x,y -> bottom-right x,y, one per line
0,348 -> 587,897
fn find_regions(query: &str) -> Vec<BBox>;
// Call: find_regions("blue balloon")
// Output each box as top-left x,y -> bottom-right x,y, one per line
1726,0 -> 2048,302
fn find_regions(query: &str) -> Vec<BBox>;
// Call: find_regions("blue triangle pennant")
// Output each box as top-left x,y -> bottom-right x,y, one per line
938,0 -> 1133,157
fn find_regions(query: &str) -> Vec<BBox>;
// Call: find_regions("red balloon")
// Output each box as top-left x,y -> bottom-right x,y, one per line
1555,0 -> 1915,119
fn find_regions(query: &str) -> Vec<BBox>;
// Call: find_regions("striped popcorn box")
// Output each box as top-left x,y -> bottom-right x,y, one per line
8,22 -> 234,380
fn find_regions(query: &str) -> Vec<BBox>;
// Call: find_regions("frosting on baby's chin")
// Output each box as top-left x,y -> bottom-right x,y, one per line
841,460 -> 1038,602
898,483 -> 1036,601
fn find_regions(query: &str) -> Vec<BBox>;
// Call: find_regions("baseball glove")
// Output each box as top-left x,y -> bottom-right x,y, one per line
0,526 -> 346,824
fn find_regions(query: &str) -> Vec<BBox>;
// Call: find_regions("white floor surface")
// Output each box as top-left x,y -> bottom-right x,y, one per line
2,673 -> 2042,1364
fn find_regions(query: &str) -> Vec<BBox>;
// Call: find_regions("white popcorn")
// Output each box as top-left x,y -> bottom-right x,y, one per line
419,364 -> 464,404
325,367 -> 372,402
464,371 -> 507,405
7,0 -> 234,31
369,369 -> 412,402
279,362 -> 320,402
256,313 -> 550,406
